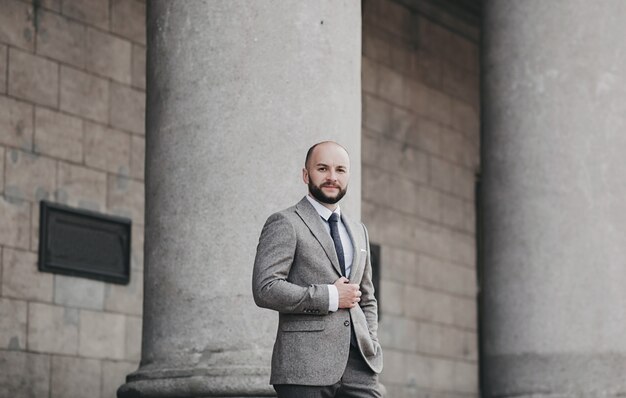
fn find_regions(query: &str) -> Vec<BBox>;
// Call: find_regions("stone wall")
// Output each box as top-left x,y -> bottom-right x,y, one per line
0,1 -> 146,397
362,0 -> 480,397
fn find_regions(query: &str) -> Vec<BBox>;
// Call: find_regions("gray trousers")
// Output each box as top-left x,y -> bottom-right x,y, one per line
273,345 -> 382,398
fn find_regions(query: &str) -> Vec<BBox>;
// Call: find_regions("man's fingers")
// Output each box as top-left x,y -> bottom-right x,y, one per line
337,282 -> 362,309
348,298 -> 361,307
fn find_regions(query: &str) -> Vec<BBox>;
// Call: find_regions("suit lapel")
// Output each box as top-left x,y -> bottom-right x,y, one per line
341,213 -> 362,280
295,197 -> 343,277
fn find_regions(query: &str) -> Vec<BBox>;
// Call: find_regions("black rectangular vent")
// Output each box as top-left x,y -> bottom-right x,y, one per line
38,201 -> 131,285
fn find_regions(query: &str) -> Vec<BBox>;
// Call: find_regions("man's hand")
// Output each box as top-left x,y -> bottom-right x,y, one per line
334,277 -> 362,309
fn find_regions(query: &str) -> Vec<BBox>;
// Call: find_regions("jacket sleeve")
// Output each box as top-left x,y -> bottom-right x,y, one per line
252,212 -> 330,315
359,223 -> 379,342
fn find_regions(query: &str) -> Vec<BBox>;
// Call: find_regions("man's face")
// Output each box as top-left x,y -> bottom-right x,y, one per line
303,143 -> 350,205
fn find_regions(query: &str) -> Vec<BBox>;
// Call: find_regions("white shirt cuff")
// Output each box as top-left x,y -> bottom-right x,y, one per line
327,284 -> 339,312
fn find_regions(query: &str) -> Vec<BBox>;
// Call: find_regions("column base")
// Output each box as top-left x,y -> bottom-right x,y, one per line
483,352 -> 626,397
117,367 -> 275,398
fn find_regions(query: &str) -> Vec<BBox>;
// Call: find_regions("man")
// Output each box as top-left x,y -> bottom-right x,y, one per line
252,141 -> 383,397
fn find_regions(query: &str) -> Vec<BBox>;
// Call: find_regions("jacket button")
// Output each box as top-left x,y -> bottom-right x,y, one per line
344,320 -> 350,327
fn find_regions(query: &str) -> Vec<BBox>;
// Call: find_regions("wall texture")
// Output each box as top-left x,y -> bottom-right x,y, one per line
0,1 -> 146,397
361,0 -> 480,397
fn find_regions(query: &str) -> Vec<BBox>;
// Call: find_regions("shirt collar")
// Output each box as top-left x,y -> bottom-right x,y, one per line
305,194 -> 341,222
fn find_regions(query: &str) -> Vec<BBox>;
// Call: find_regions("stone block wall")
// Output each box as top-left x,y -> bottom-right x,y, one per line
362,1 -> 480,397
0,1 -> 146,397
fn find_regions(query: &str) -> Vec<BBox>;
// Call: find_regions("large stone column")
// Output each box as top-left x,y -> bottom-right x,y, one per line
481,1 -> 626,396
118,1 -> 361,397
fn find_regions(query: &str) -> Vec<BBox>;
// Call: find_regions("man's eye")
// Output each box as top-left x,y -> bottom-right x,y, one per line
318,168 -> 326,171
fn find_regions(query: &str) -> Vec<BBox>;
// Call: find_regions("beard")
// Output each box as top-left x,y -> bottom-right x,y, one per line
308,180 -> 348,204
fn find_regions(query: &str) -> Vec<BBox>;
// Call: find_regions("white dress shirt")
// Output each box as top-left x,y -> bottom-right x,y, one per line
305,194 -> 354,312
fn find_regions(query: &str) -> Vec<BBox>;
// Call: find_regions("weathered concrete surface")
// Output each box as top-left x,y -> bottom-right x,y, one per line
118,1 -> 361,397
482,1 -> 626,396
0,0 -> 145,395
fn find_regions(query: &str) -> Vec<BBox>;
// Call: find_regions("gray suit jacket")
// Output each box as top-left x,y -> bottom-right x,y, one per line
252,196 -> 383,386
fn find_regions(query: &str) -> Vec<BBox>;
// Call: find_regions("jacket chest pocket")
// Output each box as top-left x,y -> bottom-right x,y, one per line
281,320 -> 325,332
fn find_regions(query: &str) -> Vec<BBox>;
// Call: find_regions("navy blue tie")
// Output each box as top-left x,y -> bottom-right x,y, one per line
329,213 -> 357,347
328,213 -> 346,276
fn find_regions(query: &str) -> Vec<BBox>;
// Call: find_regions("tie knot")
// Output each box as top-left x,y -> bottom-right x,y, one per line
328,213 -> 340,223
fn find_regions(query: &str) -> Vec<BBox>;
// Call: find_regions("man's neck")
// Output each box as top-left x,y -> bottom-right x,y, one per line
307,193 -> 338,211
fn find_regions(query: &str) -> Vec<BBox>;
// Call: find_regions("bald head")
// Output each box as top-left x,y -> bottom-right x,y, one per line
304,141 -> 350,169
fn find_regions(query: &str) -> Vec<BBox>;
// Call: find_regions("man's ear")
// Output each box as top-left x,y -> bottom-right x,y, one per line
302,168 -> 309,184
